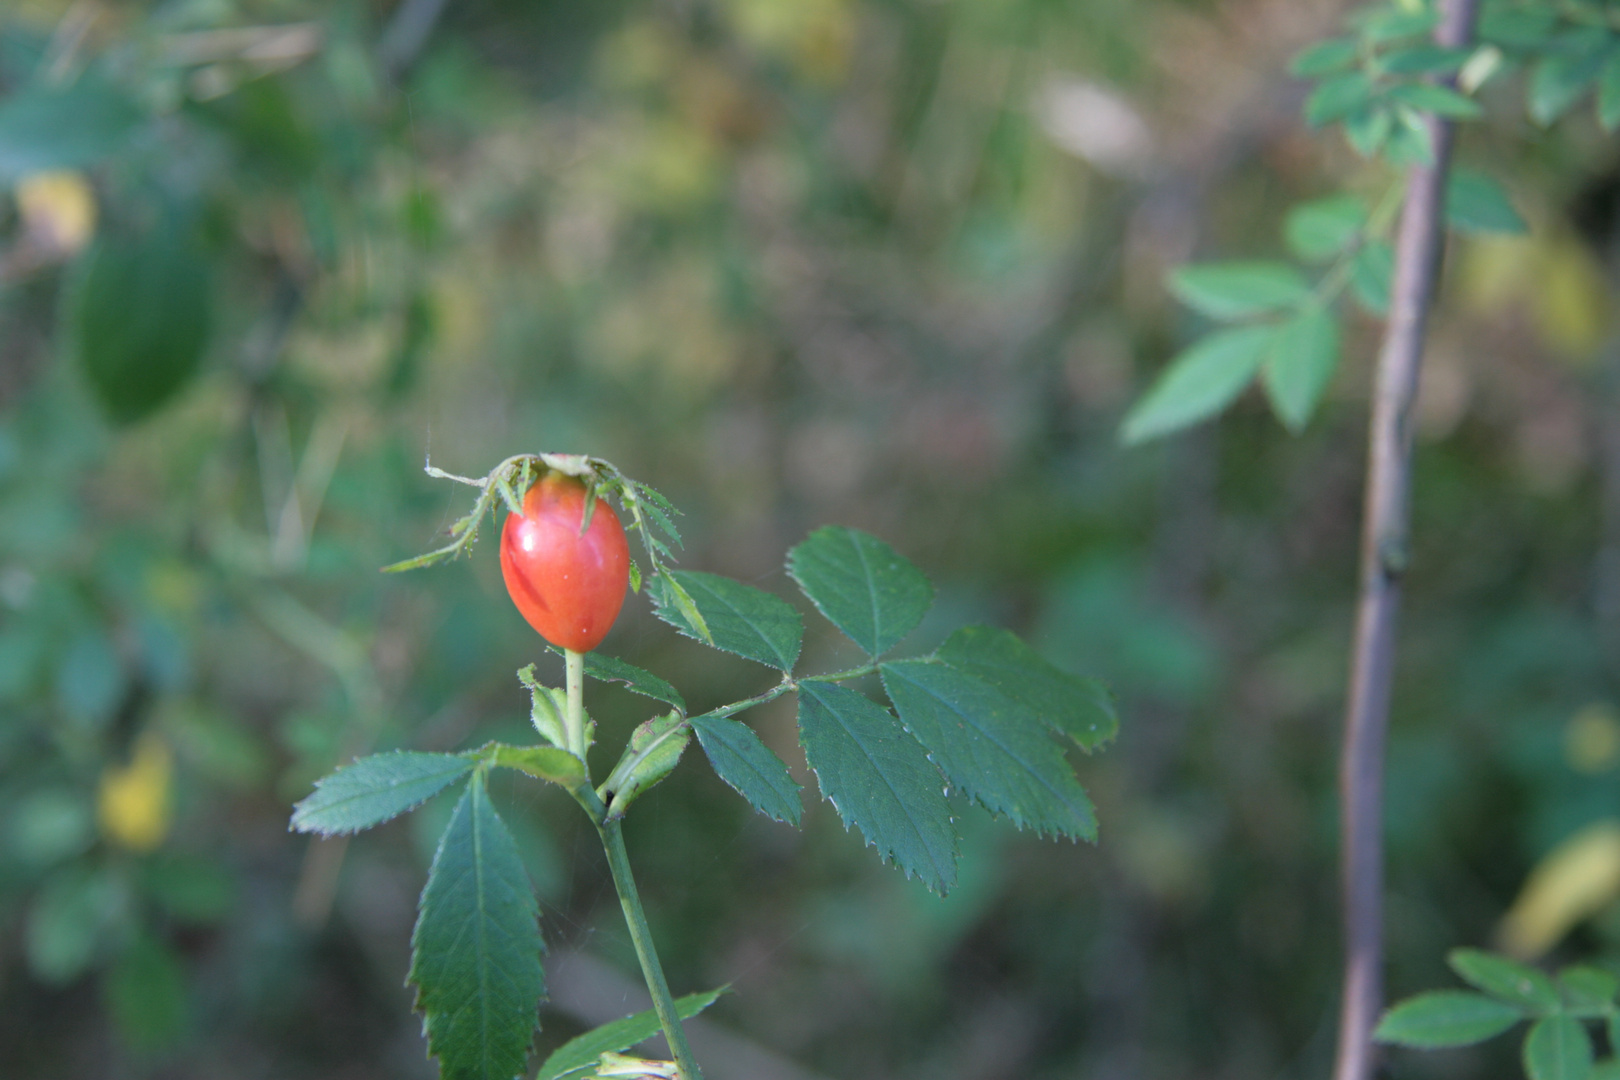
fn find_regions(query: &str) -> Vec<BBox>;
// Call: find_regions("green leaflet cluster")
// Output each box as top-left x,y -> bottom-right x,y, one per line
1123,0 -> 1542,446
290,522 -> 1116,1078
1378,948 -> 1620,1080
652,525 -> 1118,894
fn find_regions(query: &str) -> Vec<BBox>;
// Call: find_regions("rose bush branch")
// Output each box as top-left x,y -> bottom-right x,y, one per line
290,454 -> 1118,1080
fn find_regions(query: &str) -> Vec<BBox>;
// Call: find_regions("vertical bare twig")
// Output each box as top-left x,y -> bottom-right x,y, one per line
1332,3 -> 1481,1080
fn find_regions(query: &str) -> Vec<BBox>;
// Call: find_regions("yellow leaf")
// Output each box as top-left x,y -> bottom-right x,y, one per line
1566,702 -> 1620,775
98,732 -> 174,852
1498,819 -> 1620,959
16,170 -> 97,256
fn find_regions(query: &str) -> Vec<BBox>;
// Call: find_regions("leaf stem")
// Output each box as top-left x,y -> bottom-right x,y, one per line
687,676 -> 796,722
595,816 -> 705,1080
565,648 -> 587,759
1332,4 -> 1479,1080
801,662 -> 879,682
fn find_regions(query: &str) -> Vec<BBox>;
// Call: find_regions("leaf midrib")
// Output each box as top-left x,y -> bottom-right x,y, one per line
803,684 -> 953,885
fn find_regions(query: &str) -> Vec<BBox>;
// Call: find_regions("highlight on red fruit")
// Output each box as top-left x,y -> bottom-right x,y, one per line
499,471 -> 630,652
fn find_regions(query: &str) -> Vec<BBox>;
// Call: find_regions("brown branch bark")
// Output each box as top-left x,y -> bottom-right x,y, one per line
1332,3 -> 1480,1080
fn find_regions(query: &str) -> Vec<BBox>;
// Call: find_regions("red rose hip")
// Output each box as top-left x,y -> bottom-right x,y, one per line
499,472 -> 630,652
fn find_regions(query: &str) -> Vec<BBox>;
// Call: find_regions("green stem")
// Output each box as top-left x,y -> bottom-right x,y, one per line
595,816 -> 704,1080
565,648 -> 587,758
802,661 -> 878,682
563,647 -> 698,1077
689,676 -> 795,723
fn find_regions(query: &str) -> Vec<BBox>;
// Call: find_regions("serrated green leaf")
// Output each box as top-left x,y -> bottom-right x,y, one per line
410,774 -> 545,1080
1285,194 -> 1367,263
881,659 -> 1096,840
1169,262 -> 1313,320
934,625 -> 1117,751
657,574 -> 711,645
652,571 -> 802,670
1307,72 -> 1376,127
565,649 -> 686,714
689,715 -> 803,825
1525,1015 -> 1595,1080
1597,53 -> 1620,131
1374,990 -> 1525,1047
534,988 -> 726,1080
1121,324 -> 1276,445
1530,46 -> 1608,126
1291,37 -> 1359,77
1262,306 -> 1341,432
787,526 -> 933,657
1446,169 -> 1528,234
1559,967 -> 1619,1016
487,744 -> 587,788
0,78 -> 144,179
290,751 -> 474,835
1351,240 -> 1394,316
71,224 -> 213,425
1388,82 -> 1483,119
796,680 -> 957,893
639,500 -> 684,549
1450,949 -> 1560,1012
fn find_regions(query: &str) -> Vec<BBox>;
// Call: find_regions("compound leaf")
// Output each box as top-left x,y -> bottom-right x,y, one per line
1306,72 -> 1376,127
1351,240 -> 1394,316
690,715 -> 802,825
1290,37 -> 1358,78
1375,990 -> 1525,1048
934,625 -> 1117,751
1285,194 -> 1367,263
1525,1015 -> 1595,1080
1449,948 -> 1559,1012
1446,169 -> 1528,235
1262,305 -> 1341,433
1169,261 -> 1312,320
881,659 -> 1096,840
291,751 -> 474,836
410,774 -> 545,1080
1121,324 -> 1276,445
653,570 -> 802,671
570,649 -> 686,714
788,526 -> 933,657
1530,43 -> 1608,126
1388,82 -> 1482,120
796,680 -> 957,893
1560,967 -> 1619,1017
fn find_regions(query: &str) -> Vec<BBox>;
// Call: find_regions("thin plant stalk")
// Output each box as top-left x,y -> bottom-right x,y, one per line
596,817 -> 705,1080
564,649 -> 704,1080
566,648 -> 587,757
1331,3 -> 1480,1080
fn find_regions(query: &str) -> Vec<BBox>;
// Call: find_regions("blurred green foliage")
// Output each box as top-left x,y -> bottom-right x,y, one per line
1,0 -> 1619,1078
